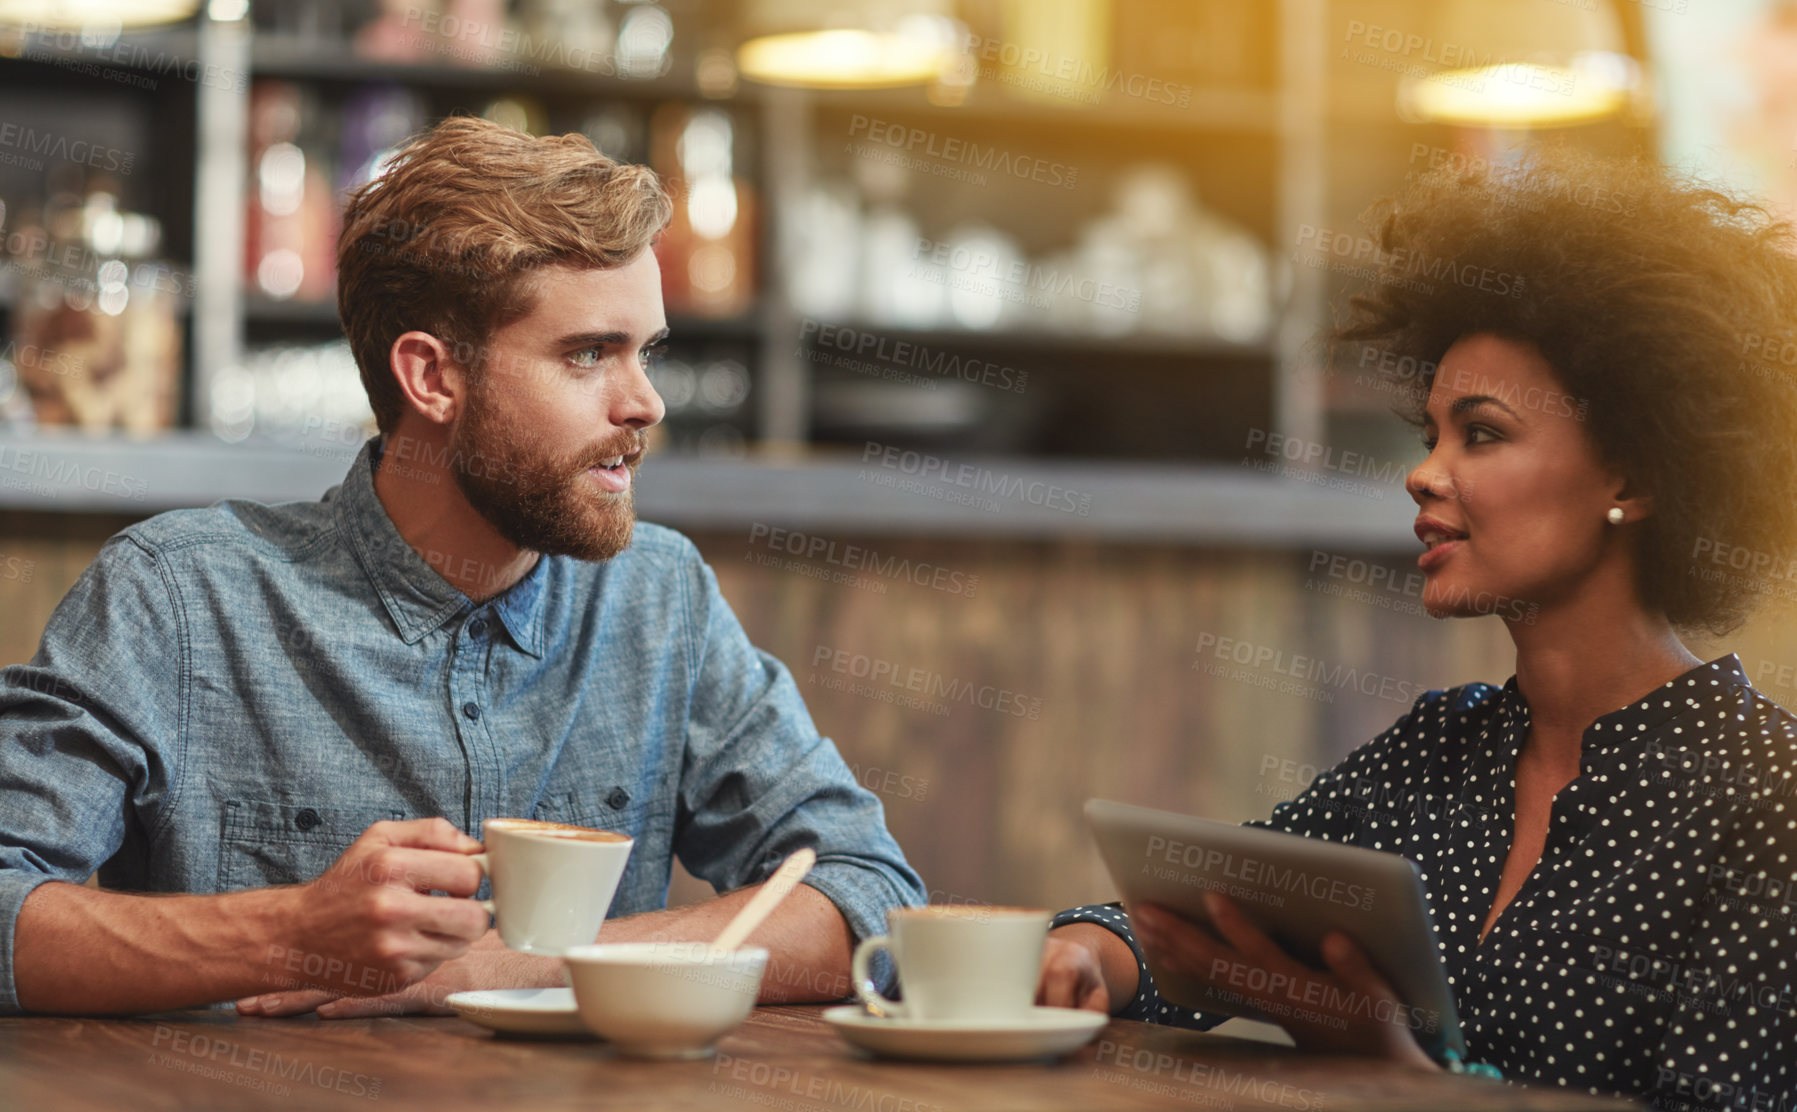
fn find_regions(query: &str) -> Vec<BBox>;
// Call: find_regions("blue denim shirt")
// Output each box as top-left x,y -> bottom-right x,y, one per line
0,437 -> 925,1013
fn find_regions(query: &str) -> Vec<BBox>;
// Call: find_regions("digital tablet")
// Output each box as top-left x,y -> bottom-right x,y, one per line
1085,798 -> 1465,1060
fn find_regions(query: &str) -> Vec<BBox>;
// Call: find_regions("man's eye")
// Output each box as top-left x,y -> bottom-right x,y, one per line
570,346 -> 604,369
639,343 -> 667,370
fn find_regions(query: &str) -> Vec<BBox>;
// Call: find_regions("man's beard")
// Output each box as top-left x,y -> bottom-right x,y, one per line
447,395 -> 644,563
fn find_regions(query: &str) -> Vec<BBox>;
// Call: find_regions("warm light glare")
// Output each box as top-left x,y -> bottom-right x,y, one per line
1401,59 -> 1632,128
0,0 -> 200,27
737,28 -> 950,89
687,178 -> 738,239
616,4 -> 674,79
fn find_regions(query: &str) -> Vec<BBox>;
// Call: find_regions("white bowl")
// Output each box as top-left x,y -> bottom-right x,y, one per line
564,942 -> 767,1058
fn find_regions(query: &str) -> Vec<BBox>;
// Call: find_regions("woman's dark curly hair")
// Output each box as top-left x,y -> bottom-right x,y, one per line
1334,147 -> 1797,635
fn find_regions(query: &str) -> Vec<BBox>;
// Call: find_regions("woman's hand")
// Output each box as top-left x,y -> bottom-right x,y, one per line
1036,929 -> 1111,1013
1133,894 -> 1438,1071
1035,922 -> 1139,1014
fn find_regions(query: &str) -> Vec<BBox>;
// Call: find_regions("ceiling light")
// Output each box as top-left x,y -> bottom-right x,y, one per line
1396,0 -> 1640,129
736,0 -> 959,90
740,28 -> 950,88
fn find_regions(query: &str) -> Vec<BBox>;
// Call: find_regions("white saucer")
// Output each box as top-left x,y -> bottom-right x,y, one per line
823,1006 -> 1106,1062
445,988 -> 594,1038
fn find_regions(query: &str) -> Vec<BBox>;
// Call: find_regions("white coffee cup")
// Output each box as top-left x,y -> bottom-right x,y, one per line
472,818 -> 633,956
851,905 -> 1050,1023
564,941 -> 767,1058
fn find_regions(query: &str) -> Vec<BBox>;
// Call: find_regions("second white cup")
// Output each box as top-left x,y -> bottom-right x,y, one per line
852,905 -> 1050,1023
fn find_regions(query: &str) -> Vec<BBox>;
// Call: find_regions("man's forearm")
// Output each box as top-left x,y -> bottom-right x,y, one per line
598,882 -> 855,1003
15,881 -> 302,1014
23,876 -> 860,1015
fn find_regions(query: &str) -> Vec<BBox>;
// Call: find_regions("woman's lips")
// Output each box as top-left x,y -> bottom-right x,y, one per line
1413,516 -> 1467,572
1417,537 -> 1463,572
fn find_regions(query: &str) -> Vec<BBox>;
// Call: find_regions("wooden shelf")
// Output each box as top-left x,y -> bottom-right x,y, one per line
808,83 -> 1279,135
0,429 -> 1415,547
0,27 -> 205,74
242,295 -> 764,338
250,35 -> 702,99
802,323 -> 1274,362
242,295 -> 339,325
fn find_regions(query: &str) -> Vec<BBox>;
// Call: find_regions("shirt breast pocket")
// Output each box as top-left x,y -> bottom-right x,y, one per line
217,799 -> 407,892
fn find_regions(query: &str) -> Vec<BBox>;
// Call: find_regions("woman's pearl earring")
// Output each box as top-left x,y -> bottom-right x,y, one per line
1606,507 -> 1625,525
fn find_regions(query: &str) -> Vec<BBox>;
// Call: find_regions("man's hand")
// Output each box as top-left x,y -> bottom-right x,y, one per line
242,870 -> 860,1019
237,929 -> 562,1018
1132,895 -> 1437,1070
14,817 -> 494,1016
246,818 -> 490,1004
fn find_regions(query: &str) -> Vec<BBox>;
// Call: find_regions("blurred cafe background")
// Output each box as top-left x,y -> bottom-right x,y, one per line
3,0 -> 1797,913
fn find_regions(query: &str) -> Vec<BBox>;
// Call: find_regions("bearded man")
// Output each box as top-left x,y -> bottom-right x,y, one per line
0,117 -> 925,1016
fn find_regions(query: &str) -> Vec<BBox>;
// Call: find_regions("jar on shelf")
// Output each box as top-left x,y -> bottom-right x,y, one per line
5,192 -> 183,434
650,103 -> 757,318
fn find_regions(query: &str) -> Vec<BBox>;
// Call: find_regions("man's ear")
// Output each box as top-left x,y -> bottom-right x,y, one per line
389,331 -> 468,426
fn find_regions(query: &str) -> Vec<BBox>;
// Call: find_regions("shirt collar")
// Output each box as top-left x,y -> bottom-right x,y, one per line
1500,653 -> 1751,749
334,437 -> 547,657
1589,653 -> 1751,745
488,554 -> 548,658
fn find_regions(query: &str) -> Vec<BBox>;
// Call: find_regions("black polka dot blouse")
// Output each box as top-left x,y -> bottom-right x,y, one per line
1055,656 -> 1797,1110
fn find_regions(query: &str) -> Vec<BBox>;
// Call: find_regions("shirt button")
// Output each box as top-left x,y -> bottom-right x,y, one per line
606,787 -> 631,810
462,702 -> 481,721
468,618 -> 487,639
293,808 -> 321,832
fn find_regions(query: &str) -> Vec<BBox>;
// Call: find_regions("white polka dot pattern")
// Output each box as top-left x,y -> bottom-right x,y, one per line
1054,655 -> 1797,1110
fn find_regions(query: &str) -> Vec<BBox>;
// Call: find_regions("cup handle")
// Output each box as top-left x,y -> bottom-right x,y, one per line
470,852 -> 495,917
851,934 -> 905,1019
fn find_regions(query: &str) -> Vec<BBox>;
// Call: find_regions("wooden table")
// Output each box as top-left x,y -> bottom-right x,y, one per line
0,1005 -> 1640,1111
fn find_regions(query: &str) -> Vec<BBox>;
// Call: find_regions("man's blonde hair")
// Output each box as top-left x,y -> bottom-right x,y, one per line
337,115 -> 672,434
